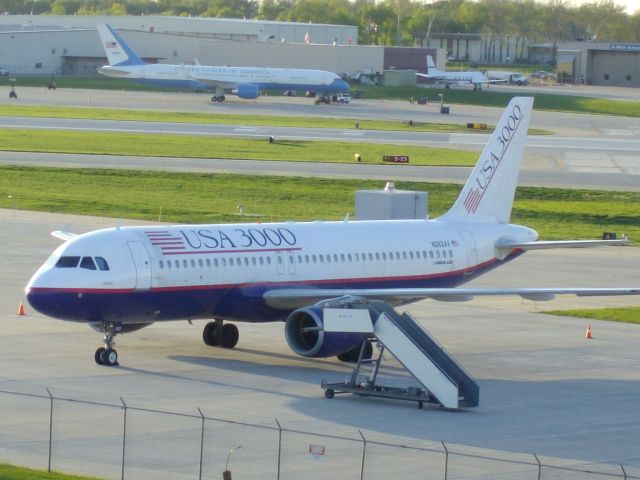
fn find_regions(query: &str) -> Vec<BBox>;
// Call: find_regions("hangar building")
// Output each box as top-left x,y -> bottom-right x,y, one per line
557,42 -> 640,87
0,15 -> 427,79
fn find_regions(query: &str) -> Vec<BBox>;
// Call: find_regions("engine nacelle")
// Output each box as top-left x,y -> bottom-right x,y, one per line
284,306 -> 365,358
89,323 -> 153,334
236,84 -> 261,99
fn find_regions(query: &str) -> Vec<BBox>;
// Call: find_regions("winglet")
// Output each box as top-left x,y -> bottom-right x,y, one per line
439,96 -> 534,224
96,24 -> 145,66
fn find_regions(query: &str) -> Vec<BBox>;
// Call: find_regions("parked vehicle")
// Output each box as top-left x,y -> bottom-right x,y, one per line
485,70 -> 529,85
0,66 -> 9,76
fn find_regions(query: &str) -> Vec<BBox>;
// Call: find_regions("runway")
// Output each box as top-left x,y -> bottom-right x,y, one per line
1,87 -> 639,190
1,209 -> 639,479
2,150 -> 640,192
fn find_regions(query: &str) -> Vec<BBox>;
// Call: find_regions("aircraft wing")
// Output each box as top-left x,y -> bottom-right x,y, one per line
185,69 -> 237,89
263,287 -> 640,310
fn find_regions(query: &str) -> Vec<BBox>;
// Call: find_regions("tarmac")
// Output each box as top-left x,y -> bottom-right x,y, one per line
1,208 -> 639,479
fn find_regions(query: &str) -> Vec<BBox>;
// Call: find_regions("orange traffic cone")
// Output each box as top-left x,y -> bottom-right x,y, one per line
17,302 -> 25,316
585,323 -> 593,339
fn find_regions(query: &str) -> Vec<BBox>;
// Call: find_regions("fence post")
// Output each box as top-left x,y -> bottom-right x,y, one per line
534,453 -> 542,480
358,430 -> 367,480
621,464 -> 628,480
275,418 -> 282,480
120,397 -> 127,480
440,441 -> 450,480
46,388 -> 54,472
197,407 -> 205,480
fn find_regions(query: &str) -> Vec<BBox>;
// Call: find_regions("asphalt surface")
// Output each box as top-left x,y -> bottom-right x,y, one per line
1,209 -> 639,479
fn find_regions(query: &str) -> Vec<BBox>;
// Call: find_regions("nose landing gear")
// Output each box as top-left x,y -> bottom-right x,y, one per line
95,323 -> 120,366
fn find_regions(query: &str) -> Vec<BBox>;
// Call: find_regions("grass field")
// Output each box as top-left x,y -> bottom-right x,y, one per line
0,463 -> 101,480
1,166 -> 638,241
542,307 -> 640,324
0,128 -> 478,166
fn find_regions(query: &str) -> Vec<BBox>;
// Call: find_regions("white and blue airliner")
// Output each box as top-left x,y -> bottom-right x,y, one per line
26,97 -> 638,367
96,24 -> 350,102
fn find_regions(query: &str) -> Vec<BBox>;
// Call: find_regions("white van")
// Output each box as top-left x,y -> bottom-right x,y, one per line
335,93 -> 351,104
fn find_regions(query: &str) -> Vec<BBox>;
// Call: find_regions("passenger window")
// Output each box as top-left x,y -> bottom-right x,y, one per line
80,257 -> 97,270
191,259 -> 196,268
244,257 -> 248,266
198,259 -> 203,267
229,258 -> 234,266
347,253 -> 352,261
252,257 -> 257,266
95,257 -> 110,271
167,260 -> 172,269
214,259 -> 219,267
382,252 -> 387,260
206,258 -> 211,267
449,249 -> 453,257
183,260 -> 188,268
56,256 -> 81,268
175,260 -> 180,268
259,257 -> 264,266
297,255 -> 302,263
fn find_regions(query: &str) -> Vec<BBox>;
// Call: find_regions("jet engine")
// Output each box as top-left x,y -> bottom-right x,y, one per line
236,84 -> 261,99
284,306 -> 365,358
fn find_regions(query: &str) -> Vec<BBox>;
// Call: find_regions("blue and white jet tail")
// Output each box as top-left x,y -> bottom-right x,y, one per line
96,24 -> 145,67
439,96 -> 533,224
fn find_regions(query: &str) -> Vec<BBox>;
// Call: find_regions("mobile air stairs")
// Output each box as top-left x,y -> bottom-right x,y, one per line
321,302 -> 479,410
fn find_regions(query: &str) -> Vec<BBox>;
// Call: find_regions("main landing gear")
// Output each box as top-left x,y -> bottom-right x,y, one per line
94,323 -> 120,366
202,319 -> 239,349
211,95 -> 225,102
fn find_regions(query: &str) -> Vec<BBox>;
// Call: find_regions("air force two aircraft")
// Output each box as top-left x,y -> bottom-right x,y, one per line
96,24 -> 349,102
26,97 -> 638,370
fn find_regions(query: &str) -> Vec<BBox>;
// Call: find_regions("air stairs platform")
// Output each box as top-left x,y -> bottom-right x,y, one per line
321,303 -> 479,410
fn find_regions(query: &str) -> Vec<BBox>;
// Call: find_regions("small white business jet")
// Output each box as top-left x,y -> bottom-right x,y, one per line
417,55 -> 504,90
26,97 -> 637,371
96,24 -> 350,102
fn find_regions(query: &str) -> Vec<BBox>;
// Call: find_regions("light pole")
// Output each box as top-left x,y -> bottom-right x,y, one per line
222,445 -> 242,480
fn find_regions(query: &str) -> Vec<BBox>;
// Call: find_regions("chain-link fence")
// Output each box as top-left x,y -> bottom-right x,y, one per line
1,388 -> 638,480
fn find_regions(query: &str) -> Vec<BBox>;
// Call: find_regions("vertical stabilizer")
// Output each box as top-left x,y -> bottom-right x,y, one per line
96,24 -> 145,66
438,96 -> 533,224
425,55 -> 443,76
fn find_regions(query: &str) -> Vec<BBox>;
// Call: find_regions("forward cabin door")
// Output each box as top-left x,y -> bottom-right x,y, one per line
127,241 -> 152,290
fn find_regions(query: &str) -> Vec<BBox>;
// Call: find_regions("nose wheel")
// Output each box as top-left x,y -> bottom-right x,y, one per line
95,323 -> 120,366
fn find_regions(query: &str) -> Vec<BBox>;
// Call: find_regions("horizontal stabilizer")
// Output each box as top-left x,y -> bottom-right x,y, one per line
496,238 -> 630,251
51,231 -> 78,241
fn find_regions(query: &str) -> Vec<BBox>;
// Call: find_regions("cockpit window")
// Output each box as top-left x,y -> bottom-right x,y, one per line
55,256 -> 80,268
80,256 -> 97,270
95,257 -> 110,271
